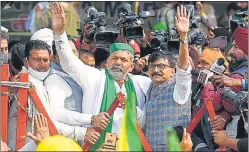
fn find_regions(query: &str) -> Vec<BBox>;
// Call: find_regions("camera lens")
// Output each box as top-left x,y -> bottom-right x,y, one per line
150,38 -> 161,49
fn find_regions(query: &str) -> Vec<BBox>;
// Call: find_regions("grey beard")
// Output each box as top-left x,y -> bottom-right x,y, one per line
107,66 -> 128,81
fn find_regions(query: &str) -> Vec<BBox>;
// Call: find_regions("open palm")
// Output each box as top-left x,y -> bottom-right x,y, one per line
49,2 -> 66,34
175,5 -> 190,35
27,114 -> 50,145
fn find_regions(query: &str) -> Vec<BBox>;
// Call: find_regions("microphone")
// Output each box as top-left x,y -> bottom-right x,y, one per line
191,58 -> 227,103
209,58 -> 226,75
191,68 -> 200,76
195,58 -> 227,85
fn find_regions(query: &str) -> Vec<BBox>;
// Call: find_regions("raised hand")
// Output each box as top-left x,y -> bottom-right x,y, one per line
27,113 -> 50,145
175,5 -> 190,37
49,2 -> 66,35
135,55 -> 149,71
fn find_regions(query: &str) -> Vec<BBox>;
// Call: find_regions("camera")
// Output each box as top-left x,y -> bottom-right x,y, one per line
150,29 -> 207,52
150,30 -> 169,50
114,3 -> 154,40
221,88 -> 248,111
83,7 -> 106,40
230,10 -> 248,32
150,5 -> 207,52
83,6 -> 120,47
94,27 -> 119,48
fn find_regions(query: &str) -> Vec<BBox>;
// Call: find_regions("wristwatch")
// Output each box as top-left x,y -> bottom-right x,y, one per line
179,38 -> 188,44
91,115 -> 95,127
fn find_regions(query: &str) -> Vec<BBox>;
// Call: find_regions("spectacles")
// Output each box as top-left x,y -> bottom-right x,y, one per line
148,64 -> 170,71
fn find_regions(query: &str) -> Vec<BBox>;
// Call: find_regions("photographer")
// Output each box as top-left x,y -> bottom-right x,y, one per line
209,27 -> 248,139
191,48 -> 231,152
208,26 -> 248,152
191,25 -> 248,151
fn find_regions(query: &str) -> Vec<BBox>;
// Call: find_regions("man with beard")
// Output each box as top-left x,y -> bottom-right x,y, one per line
192,26 -> 248,151
210,27 -> 248,140
190,48 -> 231,152
50,2 -> 153,151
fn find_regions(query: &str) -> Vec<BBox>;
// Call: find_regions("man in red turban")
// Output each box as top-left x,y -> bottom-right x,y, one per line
232,27 -> 248,55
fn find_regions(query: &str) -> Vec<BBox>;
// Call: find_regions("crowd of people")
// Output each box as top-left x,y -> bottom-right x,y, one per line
1,1 -> 248,152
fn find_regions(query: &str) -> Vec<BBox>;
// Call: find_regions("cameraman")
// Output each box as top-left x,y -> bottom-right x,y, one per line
191,48 -> 231,152
192,26 -> 248,151
209,26 -> 248,152
210,27 -> 247,119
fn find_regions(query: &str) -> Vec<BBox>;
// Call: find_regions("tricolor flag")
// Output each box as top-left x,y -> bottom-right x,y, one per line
117,92 -> 143,151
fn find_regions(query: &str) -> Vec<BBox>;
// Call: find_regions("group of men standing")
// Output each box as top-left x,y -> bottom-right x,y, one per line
5,2 -> 193,151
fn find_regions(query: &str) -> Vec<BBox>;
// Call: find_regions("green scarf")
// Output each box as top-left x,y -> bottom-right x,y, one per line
90,69 -> 138,151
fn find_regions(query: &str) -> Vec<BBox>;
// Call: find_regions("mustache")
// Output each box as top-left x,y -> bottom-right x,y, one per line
110,65 -> 124,72
152,72 -> 162,77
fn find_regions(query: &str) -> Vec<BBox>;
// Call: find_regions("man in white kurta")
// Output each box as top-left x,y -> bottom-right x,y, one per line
7,40 -> 88,151
51,2 -> 192,150
54,32 -> 150,135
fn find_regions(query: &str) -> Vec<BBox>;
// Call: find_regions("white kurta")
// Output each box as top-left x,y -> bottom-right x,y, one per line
54,32 -> 151,139
54,31 -> 192,139
8,67 -> 88,150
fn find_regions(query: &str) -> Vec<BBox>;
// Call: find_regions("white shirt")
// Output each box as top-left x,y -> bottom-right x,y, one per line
44,73 -> 92,126
44,68 -> 145,138
8,67 -> 87,150
54,31 -> 192,138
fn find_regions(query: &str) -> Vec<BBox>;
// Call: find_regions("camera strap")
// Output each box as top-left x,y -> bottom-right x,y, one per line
240,108 -> 248,133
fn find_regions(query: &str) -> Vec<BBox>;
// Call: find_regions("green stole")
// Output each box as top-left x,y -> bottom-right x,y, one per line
90,69 -> 138,151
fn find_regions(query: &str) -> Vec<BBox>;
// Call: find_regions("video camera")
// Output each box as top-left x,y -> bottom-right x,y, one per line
150,5 -> 207,52
83,6 -> 119,47
220,88 -> 248,132
94,27 -> 119,48
114,3 -> 155,40
230,10 -> 248,33
221,88 -> 248,111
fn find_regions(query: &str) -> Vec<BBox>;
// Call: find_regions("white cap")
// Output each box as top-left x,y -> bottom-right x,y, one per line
30,28 -> 54,48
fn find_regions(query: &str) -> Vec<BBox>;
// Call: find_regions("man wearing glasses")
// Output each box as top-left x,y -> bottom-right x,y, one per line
141,6 -> 193,151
